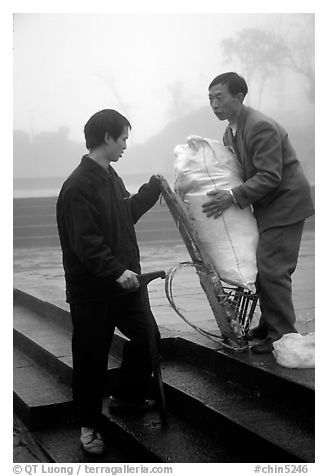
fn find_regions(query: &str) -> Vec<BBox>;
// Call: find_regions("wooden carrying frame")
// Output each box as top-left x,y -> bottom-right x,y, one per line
158,175 -> 258,350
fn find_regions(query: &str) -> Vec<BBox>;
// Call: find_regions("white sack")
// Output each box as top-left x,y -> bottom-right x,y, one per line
273,332 -> 315,368
174,135 -> 259,290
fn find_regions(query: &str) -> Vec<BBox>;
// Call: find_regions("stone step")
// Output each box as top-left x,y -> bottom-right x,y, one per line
14,344 -> 314,462
13,198 -> 181,248
13,413 -> 52,463
13,228 -> 181,245
13,235 -> 182,248
13,300 -> 122,388
33,407 -> 238,463
13,222 -> 179,238
13,290 -> 314,462
13,210 -> 174,227
13,288 -> 315,415
14,347 -> 73,430
160,334 -> 315,419
31,421 -> 156,463
160,360 -> 314,462
13,236 -> 62,248
13,337 -> 237,462
101,400 -> 240,463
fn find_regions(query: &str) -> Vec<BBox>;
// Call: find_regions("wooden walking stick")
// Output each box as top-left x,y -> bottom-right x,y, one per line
136,271 -> 167,424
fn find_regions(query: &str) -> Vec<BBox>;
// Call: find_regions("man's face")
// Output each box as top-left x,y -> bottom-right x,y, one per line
208,83 -> 241,123
106,126 -> 129,162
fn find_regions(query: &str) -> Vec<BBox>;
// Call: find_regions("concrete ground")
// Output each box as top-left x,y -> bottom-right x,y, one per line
13,230 -> 315,334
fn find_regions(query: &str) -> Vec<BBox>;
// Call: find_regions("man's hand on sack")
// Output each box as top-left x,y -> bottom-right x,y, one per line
116,269 -> 140,290
202,189 -> 234,218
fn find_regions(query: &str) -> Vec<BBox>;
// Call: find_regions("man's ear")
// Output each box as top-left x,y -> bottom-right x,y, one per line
104,132 -> 113,144
236,92 -> 245,104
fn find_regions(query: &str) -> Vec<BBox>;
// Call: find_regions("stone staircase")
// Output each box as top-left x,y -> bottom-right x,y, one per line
13,198 -> 182,248
13,288 -> 315,463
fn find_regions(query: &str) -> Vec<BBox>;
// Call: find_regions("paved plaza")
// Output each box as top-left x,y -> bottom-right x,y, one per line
13,229 -> 315,336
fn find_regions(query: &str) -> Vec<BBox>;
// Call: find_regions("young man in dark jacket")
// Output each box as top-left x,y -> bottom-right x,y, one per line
56,109 -> 162,455
203,72 -> 314,354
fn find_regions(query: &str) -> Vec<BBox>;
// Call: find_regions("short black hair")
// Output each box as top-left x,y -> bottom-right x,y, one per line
209,72 -> 248,98
84,109 -> 131,150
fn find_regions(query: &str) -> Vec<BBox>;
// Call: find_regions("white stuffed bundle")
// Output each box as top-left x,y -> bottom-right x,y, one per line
273,333 -> 315,368
174,135 -> 259,290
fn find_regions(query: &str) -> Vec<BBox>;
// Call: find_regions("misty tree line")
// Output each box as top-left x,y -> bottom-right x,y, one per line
167,24 -> 314,118
13,107 -> 314,183
221,26 -> 314,108
13,127 -> 85,178
97,23 -> 314,121
14,20 -> 314,180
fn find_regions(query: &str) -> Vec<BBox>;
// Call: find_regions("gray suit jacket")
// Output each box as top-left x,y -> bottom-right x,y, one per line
223,105 -> 314,232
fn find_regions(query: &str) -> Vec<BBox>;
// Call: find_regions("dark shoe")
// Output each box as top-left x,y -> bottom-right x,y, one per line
80,428 -> 105,456
251,337 -> 274,354
246,325 -> 268,341
108,396 -> 156,412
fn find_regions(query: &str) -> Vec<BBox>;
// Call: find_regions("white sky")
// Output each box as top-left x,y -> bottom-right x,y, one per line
13,12 -> 311,144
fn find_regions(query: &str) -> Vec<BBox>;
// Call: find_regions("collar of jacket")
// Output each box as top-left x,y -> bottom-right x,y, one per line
227,105 -> 248,142
226,105 -> 249,169
235,104 -> 249,137
80,155 -> 114,183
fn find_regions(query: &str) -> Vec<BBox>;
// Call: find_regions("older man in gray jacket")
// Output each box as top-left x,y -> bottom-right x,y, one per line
203,72 -> 314,353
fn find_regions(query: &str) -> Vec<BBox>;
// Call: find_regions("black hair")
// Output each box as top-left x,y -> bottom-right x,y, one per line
84,109 -> 131,150
208,72 -> 248,98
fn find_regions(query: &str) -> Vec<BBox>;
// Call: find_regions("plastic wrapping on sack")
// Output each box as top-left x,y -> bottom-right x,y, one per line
174,135 -> 259,291
273,332 -> 315,368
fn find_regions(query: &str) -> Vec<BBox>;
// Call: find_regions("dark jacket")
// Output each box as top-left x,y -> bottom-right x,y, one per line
56,156 -> 161,303
223,105 -> 314,232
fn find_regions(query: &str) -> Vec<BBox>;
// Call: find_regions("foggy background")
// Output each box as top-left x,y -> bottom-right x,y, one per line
13,13 -> 315,196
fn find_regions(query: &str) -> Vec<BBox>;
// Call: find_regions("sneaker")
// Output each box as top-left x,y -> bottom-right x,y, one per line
80,427 -> 105,456
108,396 -> 156,412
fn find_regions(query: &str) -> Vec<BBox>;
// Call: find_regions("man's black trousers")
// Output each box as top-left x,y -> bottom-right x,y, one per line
256,220 -> 305,340
70,288 -> 160,429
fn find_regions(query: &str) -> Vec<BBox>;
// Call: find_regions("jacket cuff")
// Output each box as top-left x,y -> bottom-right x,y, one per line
105,264 -> 127,282
230,187 -> 245,208
229,189 -> 239,206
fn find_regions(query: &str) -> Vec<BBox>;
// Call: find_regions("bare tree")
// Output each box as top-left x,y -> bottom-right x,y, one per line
97,71 -> 131,118
221,28 -> 288,107
284,24 -> 314,103
221,22 -> 314,105
96,71 -> 135,146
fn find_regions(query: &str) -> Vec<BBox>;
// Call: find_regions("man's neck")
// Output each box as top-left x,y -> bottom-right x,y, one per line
228,105 -> 243,130
88,151 -> 110,171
